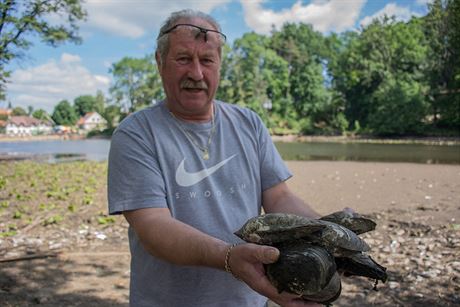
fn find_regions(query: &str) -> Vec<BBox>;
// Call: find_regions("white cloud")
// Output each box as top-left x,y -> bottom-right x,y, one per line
82,0 -> 232,39
360,3 -> 418,27
8,54 -> 110,113
241,0 -> 366,34
61,53 -> 81,63
416,0 -> 433,6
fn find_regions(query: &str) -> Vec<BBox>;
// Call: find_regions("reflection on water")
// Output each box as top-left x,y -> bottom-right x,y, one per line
0,139 -> 459,164
275,142 -> 460,164
0,152 -> 86,163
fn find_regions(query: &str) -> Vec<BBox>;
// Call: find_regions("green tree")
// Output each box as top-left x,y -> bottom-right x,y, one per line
74,95 -> 96,117
109,54 -> 163,112
74,92 -> 106,117
270,23 -> 331,134
215,44 -> 233,102
32,108 -> 50,121
11,106 -> 26,116
331,17 -> 429,135
94,90 -> 106,115
52,99 -> 77,126
0,0 -> 87,98
103,104 -> 121,129
221,32 -> 291,130
423,0 -> 460,129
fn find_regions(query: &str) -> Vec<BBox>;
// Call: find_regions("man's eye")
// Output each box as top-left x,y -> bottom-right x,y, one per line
202,58 -> 214,65
177,57 -> 191,64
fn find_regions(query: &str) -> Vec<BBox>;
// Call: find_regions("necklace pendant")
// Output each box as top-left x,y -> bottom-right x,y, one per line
203,150 -> 209,160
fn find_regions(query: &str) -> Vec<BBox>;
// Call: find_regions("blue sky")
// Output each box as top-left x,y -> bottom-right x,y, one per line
3,0 -> 431,113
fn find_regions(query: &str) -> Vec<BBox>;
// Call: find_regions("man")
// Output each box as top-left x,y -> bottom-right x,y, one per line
108,9 -> 321,307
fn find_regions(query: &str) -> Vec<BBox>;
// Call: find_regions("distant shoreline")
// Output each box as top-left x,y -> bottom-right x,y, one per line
272,134 -> 460,146
1,133 -> 459,146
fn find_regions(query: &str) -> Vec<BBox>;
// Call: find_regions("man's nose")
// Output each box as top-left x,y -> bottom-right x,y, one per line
187,58 -> 204,81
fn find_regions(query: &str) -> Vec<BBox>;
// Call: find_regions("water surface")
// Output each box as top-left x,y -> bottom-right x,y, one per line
1,139 -> 459,164
0,139 -> 110,162
275,141 -> 460,164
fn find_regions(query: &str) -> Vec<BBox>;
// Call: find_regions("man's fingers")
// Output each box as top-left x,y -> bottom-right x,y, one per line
255,246 -> 279,264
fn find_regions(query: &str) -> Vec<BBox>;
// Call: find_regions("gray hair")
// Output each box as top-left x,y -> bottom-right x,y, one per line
156,9 -> 223,64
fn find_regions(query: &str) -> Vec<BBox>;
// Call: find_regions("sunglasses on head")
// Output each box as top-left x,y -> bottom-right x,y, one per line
159,23 -> 226,44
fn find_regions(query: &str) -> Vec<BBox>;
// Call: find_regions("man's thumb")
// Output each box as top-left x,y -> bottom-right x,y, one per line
257,247 -> 279,264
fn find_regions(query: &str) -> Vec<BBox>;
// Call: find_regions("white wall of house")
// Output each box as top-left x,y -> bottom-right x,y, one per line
81,113 -> 107,131
6,123 -> 52,136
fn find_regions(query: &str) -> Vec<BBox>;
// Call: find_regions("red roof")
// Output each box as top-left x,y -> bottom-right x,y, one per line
0,108 -> 12,116
8,116 -> 51,127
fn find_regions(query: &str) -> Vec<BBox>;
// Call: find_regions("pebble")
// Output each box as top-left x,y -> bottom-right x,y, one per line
388,281 -> 400,289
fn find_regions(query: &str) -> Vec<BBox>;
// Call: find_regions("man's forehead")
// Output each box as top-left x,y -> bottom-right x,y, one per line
168,27 -> 222,49
171,44 -> 220,58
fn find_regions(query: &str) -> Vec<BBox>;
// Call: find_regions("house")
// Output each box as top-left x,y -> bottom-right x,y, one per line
77,112 -> 107,131
0,108 -> 12,119
5,116 -> 53,136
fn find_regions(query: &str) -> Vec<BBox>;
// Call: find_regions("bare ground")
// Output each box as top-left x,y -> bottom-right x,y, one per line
1,161 -> 459,306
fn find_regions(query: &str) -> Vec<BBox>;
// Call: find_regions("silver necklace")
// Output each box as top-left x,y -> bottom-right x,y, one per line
170,106 -> 216,160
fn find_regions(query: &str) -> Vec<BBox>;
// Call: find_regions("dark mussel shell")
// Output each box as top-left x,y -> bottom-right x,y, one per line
266,242 -> 337,297
302,272 -> 342,305
316,220 -> 370,255
335,252 -> 388,283
234,213 -> 326,245
320,210 -> 376,235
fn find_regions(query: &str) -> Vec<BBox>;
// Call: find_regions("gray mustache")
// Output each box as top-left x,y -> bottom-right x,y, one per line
181,79 -> 208,90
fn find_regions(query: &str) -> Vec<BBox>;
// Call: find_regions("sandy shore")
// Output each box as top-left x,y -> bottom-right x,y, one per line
286,161 -> 460,224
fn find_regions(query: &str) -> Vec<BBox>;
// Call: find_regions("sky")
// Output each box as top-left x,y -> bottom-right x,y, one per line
3,0 -> 432,113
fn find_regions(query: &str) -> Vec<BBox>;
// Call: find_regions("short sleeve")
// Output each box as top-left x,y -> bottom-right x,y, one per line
255,116 -> 292,191
108,122 -> 167,215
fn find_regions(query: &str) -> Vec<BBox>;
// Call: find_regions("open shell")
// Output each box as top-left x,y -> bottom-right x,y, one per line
235,212 -> 388,305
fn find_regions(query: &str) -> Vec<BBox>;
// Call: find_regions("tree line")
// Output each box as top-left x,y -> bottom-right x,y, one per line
1,0 -> 459,137
108,0 -> 459,136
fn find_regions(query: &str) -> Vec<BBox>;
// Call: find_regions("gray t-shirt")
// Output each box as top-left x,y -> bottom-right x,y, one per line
108,100 -> 291,306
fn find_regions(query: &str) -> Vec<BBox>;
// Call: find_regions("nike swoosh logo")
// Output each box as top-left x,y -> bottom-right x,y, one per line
175,154 -> 237,187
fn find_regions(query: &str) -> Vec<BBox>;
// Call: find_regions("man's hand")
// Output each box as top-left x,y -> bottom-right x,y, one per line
228,243 -> 321,307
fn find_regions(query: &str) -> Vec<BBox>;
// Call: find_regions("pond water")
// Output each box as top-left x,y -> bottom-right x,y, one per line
0,139 -> 111,162
275,141 -> 460,164
0,139 -> 459,164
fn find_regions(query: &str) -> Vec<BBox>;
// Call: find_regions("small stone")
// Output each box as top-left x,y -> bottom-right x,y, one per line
388,281 -> 400,289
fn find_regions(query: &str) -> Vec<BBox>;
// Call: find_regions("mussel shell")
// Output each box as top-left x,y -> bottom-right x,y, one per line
315,220 -> 370,255
266,242 -> 336,296
302,271 -> 342,305
320,210 -> 376,235
234,213 -> 326,245
336,252 -> 388,282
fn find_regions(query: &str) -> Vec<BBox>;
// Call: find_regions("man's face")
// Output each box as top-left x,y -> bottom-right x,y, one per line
157,19 -> 222,117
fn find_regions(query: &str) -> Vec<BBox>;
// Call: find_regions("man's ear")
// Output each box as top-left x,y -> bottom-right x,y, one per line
155,52 -> 162,70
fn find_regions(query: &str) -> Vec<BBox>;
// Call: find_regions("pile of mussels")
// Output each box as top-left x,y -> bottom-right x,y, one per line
235,210 -> 388,305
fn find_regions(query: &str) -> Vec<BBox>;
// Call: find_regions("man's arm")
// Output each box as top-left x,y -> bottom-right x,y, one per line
262,181 -> 321,218
124,206 -> 319,307
123,207 -> 228,269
